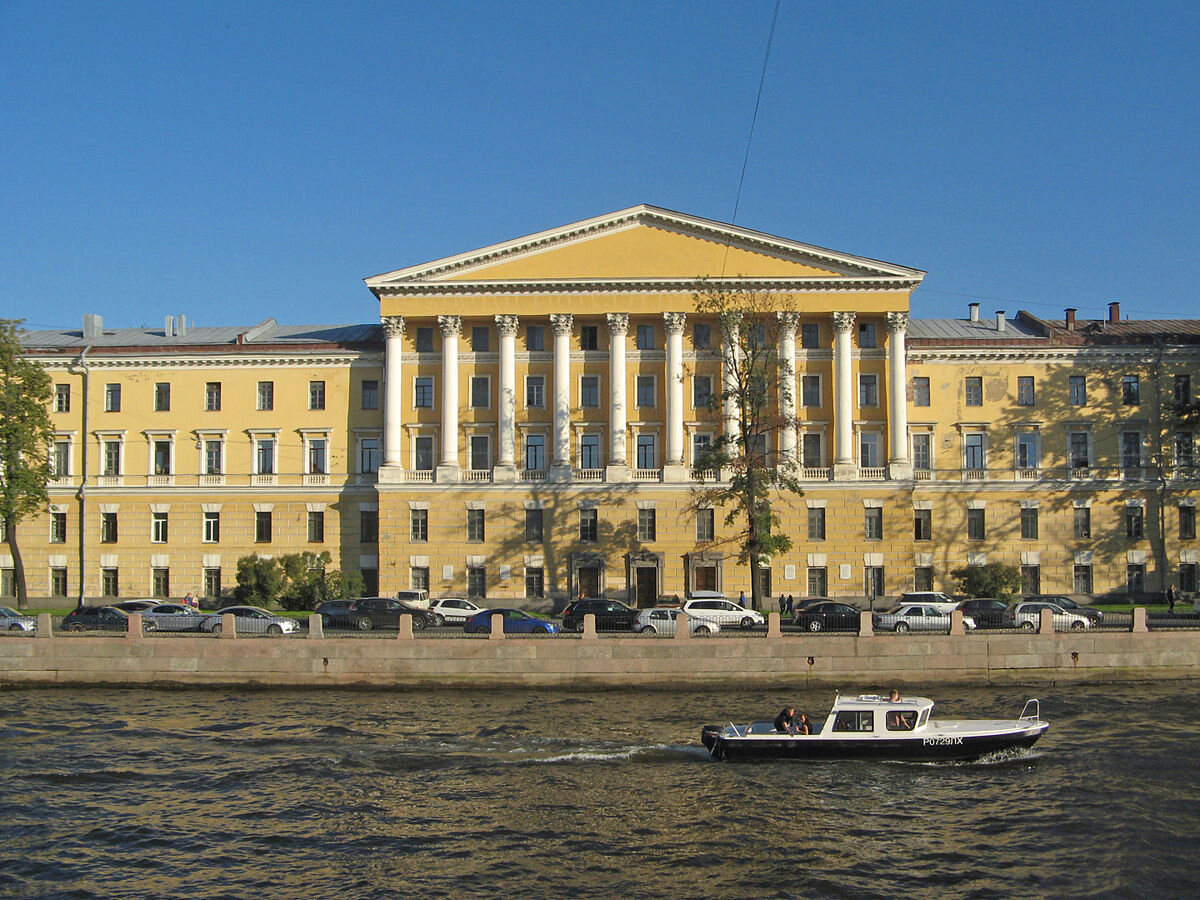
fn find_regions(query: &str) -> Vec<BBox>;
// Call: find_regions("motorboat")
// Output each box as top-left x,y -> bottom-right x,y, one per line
702,693 -> 1048,762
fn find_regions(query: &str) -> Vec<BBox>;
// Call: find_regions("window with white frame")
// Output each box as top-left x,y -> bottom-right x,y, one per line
203,511 -> 220,543
580,375 -> 600,408
309,381 -> 325,410
636,433 -> 656,470
636,375 -> 655,408
1069,375 -> 1086,406
254,438 -> 275,475
858,322 -> 877,348
912,376 -> 930,407
104,383 -> 121,412
965,377 -> 982,407
692,375 -> 712,409
696,508 -> 714,542
802,375 -> 821,407
858,374 -> 878,408
101,438 -> 122,476
470,376 -> 489,409
414,377 -> 434,409
911,433 -> 932,471
800,322 -> 820,349
692,432 -> 713,467
359,437 -> 380,474
526,375 -> 545,408
1121,431 -> 1142,470
859,432 -> 880,468
150,437 -> 173,476
469,435 -> 490,470
413,436 -> 434,471
257,381 -> 274,411
578,433 -> 601,470
636,324 -> 655,349
1016,376 -> 1035,406
203,438 -> 223,475
964,433 -> 986,470
1068,431 -> 1091,469
55,384 -> 70,413
1175,431 -> 1196,468
1015,431 -> 1039,470
307,437 -> 328,474
52,439 -> 70,477
206,381 -> 222,411
152,511 -> 169,543
524,434 -> 545,470
802,433 -> 822,468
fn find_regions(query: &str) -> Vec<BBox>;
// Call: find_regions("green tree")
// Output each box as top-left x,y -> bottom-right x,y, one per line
950,563 -> 1022,601
0,320 -> 54,606
275,551 -> 363,611
233,554 -> 284,608
690,280 -> 803,612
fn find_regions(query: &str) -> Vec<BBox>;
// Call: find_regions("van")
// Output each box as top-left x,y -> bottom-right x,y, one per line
395,589 -> 430,609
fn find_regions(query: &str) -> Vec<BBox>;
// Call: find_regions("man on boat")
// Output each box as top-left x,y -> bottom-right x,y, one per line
774,706 -> 796,734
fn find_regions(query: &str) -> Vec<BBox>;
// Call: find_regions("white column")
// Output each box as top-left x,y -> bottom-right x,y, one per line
494,314 -> 518,481
777,311 -> 799,470
663,312 -> 687,479
550,313 -> 573,479
437,315 -> 461,480
722,320 -> 741,449
832,311 -> 857,478
379,316 -> 406,483
887,311 -> 911,478
606,313 -> 630,481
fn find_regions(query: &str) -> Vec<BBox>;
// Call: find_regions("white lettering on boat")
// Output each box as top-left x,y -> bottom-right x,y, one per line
922,736 -> 964,746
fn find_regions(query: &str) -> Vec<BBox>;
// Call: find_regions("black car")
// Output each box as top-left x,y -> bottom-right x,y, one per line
956,598 -> 1010,629
315,599 -> 355,627
1023,595 -> 1103,623
793,601 -> 861,633
61,605 -> 150,633
345,597 -> 434,632
561,599 -> 639,632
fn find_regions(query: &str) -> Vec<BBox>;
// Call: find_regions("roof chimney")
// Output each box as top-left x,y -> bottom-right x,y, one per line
177,314 -> 187,337
969,302 -> 980,322
1109,301 -> 1121,323
165,315 -> 175,337
82,313 -> 102,339
1065,308 -> 1076,330
995,310 -> 1006,333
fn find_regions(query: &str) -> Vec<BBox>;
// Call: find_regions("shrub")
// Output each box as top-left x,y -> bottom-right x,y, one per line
950,563 -> 1021,601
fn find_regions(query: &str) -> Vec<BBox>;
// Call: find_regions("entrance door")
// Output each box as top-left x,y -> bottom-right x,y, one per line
866,567 -> 885,609
634,567 -> 657,608
694,565 -> 717,592
579,567 -> 600,599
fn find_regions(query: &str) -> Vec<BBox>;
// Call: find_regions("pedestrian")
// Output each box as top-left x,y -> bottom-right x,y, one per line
786,594 -> 795,616
778,593 -> 786,615
739,590 -> 747,609
184,591 -> 197,610
1167,584 -> 1177,613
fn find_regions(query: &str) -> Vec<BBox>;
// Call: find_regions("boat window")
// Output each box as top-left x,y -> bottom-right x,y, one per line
885,709 -> 918,731
832,711 -> 874,732
918,709 -> 929,727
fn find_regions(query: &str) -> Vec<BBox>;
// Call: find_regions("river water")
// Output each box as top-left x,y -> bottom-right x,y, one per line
0,682 -> 1197,899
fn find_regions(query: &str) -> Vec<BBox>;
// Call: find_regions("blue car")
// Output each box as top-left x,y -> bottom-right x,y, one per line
464,608 -> 559,635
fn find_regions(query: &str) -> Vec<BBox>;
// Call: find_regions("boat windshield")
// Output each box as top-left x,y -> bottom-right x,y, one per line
885,709 -> 918,731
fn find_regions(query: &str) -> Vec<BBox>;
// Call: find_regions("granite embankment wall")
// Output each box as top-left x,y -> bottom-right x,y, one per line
0,611 -> 1196,689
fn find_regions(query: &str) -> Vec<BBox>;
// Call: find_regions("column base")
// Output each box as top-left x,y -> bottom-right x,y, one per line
833,462 -> 859,481
493,463 -> 518,484
604,463 -> 632,483
435,464 -> 461,484
887,461 -> 913,480
662,463 -> 691,483
377,464 -> 407,484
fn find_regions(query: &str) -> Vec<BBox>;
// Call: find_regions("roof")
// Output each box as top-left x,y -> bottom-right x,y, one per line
908,316 -> 1045,342
20,320 -> 381,352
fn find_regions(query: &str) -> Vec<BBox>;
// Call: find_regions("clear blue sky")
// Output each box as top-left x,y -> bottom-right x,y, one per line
4,1 -> 1198,331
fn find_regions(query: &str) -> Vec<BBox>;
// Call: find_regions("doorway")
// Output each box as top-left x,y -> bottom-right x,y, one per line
634,567 -> 657,608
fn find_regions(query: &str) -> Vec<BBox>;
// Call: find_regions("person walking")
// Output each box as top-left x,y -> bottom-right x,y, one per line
778,594 -> 786,615
1167,584 -> 1177,613
786,594 -> 795,616
739,590 -> 747,609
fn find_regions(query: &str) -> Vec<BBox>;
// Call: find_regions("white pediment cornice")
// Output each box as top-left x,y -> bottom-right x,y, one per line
370,275 -> 923,297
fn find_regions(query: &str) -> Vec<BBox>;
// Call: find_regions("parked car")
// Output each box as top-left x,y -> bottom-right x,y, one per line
898,591 -> 960,613
464,608 -> 559,634
200,606 -> 299,635
1023,594 -> 1104,624
561,599 -> 640,632
874,604 -> 976,633
111,600 -> 159,614
634,607 -> 721,635
955,598 -> 1010,629
139,603 -> 207,632
342,597 -> 434,631
426,597 -> 486,626
792,601 -> 860,633
681,598 -> 765,630
394,589 -> 430,609
315,599 -> 355,627
61,606 -> 149,632
0,606 -> 37,632
1002,601 -> 1092,631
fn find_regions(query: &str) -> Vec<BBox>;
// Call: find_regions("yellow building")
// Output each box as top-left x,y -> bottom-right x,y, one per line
10,206 -> 1200,606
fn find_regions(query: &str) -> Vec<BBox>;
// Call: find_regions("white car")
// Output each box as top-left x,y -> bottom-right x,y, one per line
873,604 -> 976,633
634,607 -> 721,635
201,606 -> 299,635
426,597 -> 486,626
680,598 -> 765,630
1002,601 -> 1092,631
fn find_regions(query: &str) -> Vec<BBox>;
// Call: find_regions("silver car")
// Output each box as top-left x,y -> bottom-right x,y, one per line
680,598 -> 765,630
0,606 -> 37,633
201,606 -> 299,635
874,604 -> 976,633
1002,601 -> 1092,631
140,603 -> 207,632
634,607 -> 721,635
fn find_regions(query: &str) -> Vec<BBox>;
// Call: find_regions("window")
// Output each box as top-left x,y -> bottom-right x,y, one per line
807,567 -> 827,596
967,508 -> 986,541
1127,564 -> 1146,594
526,325 -> 544,351
100,512 -> 118,544
802,433 -> 822,468
309,381 -> 325,410
411,566 -> 430,594
51,568 -> 68,597
414,377 -> 434,408
101,568 -> 119,598
411,508 -> 428,541
360,437 -> 381,474
808,507 -> 826,541
1122,375 -> 1140,405
414,436 -> 434,471
636,324 -> 655,349
471,325 -> 489,352
1126,505 -> 1144,539
204,567 -> 222,599
55,384 -> 70,413
102,440 -> 121,476
1175,374 -> 1192,405
525,567 -> 545,599
308,510 -> 325,542
579,508 -> 598,542
526,375 -> 545,408
0,568 -> 11,598
693,433 -> 713,468
1021,507 -> 1039,540
636,375 -> 655,408
914,566 -> 933,592
1069,375 -> 1086,406
580,375 -> 600,408
467,567 -> 487,599
1069,432 -> 1091,469
525,508 -> 543,542
858,322 -> 877,348
1017,376 -> 1035,406
257,381 -> 274,411
1175,432 -> 1195,469
693,375 -> 711,409
696,508 -> 714,542
858,374 -> 877,407
578,434 -> 601,470
255,511 -> 272,543
914,508 -> 931,541
864,507 -> 883,540
302,438 -> 325,475
508,432 -> 540,473
104,383 -> 121,412
859,432 -> 880,468
50,511 -> 67,543
1121,432 -> 1142,471
964,433 -> 985,470
415,327 -> 434,352
912,377 -> 930,407
965,377 -> 982,406
802,375 -> 820,407
470,376 -> 490,409
1016,432 -> 1039,470
153,382 -> 170,411
1180,505 -> 1196,540
153,568 -> 170,598
1074,564 -> 1093,594
52,440 -> 70,477
1181,563 -> 1199,593
360,510 -> 378,543
206,381 -> 222,411
467,508 -> 485,542
912,434 -> 932,472
800,323 -> 820,349
580,325 -> 598,350
152,439 -> 171,476
468,435 -> 489,471
361,380 -> 379,410
693,323 -> 711,349
152,512 -> 168,543
638,508 -> 657,542
203,511 -> 220,543
255,439 -> 275,475
1074,506 -> 1091,539
636,434 -> 656,470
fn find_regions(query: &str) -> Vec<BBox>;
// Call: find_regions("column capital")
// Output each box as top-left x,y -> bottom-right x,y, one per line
776,311 -> 800,335
887,311 -> 910,333
438,315 -> 462,338
606,312 -> 629,336
381,316 -> 406,338
550,313 -> 574,337
663,311 -> 687,336
495,314 -> 520,337
833,311 -> 856,334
